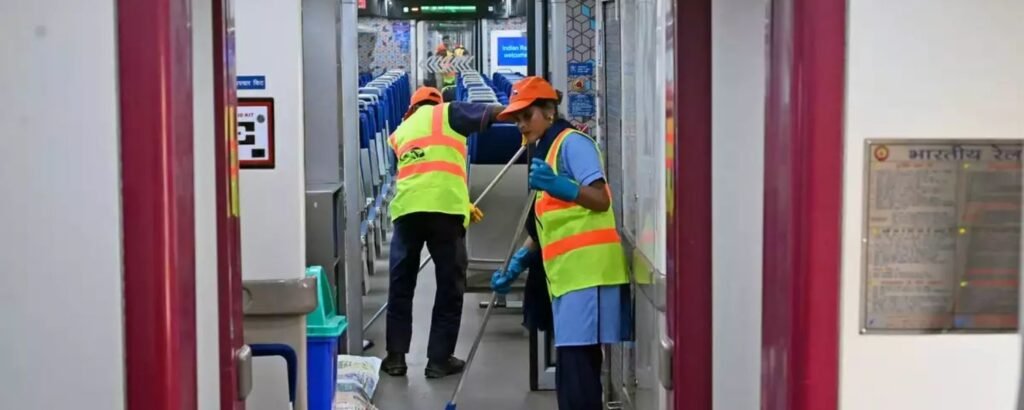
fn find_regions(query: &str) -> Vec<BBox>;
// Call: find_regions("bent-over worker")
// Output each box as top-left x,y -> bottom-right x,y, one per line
383,86 -> 505,379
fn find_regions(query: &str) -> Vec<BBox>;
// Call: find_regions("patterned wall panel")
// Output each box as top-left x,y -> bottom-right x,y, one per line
358,32 -> 376,72
357,18 -> 413,76
566,0 -> 596,130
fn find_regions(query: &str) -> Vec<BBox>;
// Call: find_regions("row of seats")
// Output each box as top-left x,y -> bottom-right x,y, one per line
492,72 -> 525,102
357,70 -> 409,272
358,72 -> 374,87
458,70 -> 508,105
461,71 -> 529,166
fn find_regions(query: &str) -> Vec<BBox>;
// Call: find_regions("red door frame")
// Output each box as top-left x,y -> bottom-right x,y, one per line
118,0 -> 197,408
212,0 -> 245,409
119,0 -> 243,408
761,0 -> 846,409
669,0 -> 713,408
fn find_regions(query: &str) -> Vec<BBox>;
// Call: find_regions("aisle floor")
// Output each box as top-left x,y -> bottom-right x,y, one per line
362,243 -> 558,410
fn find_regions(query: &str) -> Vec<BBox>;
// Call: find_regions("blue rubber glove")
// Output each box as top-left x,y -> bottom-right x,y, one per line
490,247 -> 534,294
528,158 -> 580,202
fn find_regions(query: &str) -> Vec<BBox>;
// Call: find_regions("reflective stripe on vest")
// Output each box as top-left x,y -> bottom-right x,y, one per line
534,129 -> 629,298
388,103 -> 471,225
394,105 -> 467,180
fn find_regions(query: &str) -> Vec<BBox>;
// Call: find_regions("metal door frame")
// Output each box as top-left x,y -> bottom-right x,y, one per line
525,0 -> 558,390
669,0 -> 712,408
595,0 -> 637,407
760,0 -> 846,409
529,329 -> 558,391
211,0 -> 248,407
118,0 -> 202,408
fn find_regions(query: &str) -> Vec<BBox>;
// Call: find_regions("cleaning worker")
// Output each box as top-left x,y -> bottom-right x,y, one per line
490,77 -> 630,409
383,86 -> 506,379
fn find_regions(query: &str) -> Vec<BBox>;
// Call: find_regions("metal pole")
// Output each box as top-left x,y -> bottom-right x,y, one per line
339,0 -> 365,355
362,145 -> 527,334
447,191 -> 535,409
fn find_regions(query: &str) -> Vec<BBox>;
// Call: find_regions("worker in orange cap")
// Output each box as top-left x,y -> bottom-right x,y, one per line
382,86 -> 506,379
490,76 -> 629,409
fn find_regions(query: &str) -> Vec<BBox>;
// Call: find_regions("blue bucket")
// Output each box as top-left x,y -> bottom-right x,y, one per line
307,335 -> 339,410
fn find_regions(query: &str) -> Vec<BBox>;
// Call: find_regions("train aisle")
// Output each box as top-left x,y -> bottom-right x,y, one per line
363,241 -> 557,409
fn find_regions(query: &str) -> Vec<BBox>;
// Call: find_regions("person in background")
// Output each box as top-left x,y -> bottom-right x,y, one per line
490,77 -> 631,409
433,44 -> 453,89
382,86 -> 506,379
422,52 -> 437,88
439,35 -> 451,52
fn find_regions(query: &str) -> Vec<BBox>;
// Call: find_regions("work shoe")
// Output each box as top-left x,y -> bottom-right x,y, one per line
425,356 -> 466,379
382,353 -> 407,377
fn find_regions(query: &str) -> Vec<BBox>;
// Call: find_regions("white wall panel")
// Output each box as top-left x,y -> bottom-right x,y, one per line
710,0 -> 767,408
841,1 -> 1024,409
0,1 -> 126,408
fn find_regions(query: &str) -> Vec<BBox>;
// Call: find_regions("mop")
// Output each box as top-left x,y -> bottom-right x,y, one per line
362,145 -> 528,334
445,191 -> 536,410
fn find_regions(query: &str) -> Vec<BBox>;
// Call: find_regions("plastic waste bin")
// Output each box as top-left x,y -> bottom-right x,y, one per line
306,266 -> 348,410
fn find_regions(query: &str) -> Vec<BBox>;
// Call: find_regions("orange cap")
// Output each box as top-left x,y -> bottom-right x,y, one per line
404,86 -> 443,120
410,86 -> 443,106
497,76 -> 559,121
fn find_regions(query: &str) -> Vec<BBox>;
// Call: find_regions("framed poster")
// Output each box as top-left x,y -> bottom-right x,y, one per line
861,140 -> 1023,333
237,98 -> 275,169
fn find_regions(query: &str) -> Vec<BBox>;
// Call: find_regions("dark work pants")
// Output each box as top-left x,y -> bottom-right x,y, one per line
386,212 -> 468,360
556,344 -> 604,410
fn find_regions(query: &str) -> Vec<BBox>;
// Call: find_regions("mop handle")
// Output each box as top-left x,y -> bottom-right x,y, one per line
448,191 -> 536,407
363,146 -> 528,333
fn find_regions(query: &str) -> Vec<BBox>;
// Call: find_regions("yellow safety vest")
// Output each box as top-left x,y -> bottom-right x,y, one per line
388,104 -> 470,225
534,129 -> 629,298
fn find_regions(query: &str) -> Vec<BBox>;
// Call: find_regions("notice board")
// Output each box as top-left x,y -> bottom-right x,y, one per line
862,140 -> 1023,333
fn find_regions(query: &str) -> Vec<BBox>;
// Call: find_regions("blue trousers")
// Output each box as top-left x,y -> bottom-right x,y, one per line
556,344 -> 603,410
386,212 -> 467,360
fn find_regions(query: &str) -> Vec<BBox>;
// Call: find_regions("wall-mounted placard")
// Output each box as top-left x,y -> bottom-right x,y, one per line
237,98 -> 276,169
862,140 -> 1023,333
568,93 -> 595,118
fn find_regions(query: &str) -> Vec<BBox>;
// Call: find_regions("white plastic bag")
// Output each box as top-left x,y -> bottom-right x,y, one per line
333,392 -> 379,410
334,355 -> 383,409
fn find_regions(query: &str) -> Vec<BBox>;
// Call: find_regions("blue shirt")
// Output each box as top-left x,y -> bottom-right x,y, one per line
548,131 -> 631,347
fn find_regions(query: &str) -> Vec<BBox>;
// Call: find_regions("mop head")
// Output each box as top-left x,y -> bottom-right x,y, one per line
444,401 -> 456,410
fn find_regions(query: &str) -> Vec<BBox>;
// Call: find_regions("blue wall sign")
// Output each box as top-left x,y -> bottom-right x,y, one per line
496,37 -> 528,66
568,93 -> 595,117
236,75 -> 267,90
568,62 -> 593,77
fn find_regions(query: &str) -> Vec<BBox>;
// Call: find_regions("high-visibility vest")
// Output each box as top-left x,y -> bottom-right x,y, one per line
388,104 -> 470,225
534,129 -> 629,298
